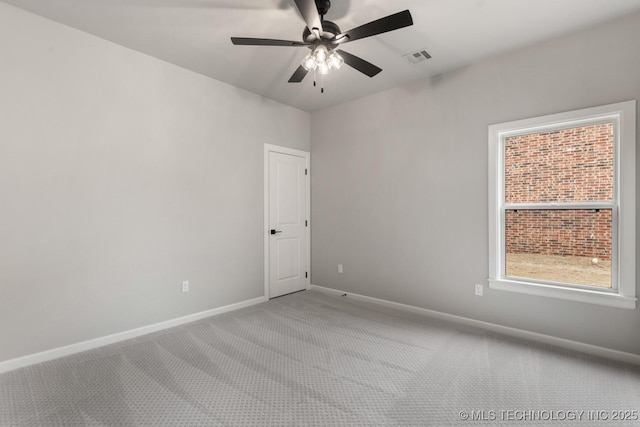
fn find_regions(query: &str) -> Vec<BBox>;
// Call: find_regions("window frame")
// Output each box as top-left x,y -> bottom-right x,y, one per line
488,101 -> 636,309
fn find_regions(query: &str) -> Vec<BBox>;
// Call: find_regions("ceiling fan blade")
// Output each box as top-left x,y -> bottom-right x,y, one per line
293,0 -> 323,34
336,49 -> 382,77
334,10 -> 413,44
288,65 -> 309,83
231,37 -> 310,47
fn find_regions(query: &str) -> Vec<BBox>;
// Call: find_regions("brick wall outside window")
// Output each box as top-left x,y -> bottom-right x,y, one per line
505,209 -> 612,259
504,123 -> 613,260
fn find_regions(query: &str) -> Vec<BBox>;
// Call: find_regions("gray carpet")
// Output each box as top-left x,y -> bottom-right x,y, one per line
1,290 -> 639,426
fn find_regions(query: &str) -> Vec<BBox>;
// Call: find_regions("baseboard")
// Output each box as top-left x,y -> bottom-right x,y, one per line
310,285 -> 640,366
0,296 -> 268,374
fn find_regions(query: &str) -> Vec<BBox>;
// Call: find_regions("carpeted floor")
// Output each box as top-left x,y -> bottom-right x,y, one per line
1,289 -> 639,426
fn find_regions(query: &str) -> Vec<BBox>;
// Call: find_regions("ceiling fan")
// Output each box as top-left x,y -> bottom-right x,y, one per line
231,0 -> 413,90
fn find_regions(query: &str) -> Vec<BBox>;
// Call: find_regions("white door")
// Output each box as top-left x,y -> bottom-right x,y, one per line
268,151 -> 308,298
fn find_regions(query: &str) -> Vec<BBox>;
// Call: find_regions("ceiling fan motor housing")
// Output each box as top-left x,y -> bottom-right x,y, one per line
303,20 -> 341,42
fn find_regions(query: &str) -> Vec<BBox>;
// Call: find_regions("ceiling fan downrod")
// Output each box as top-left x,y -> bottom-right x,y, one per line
316,0 -> 331,19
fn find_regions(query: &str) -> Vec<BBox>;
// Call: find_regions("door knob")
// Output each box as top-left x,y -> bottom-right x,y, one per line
270,229 -> 282,235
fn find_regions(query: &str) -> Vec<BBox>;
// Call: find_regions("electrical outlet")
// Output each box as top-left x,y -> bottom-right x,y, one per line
475,284 -> 483,296
182,280 -> 189,293
338,264 -> 343,274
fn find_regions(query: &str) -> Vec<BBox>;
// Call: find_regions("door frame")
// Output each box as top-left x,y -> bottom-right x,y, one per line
264,144 -> 311,299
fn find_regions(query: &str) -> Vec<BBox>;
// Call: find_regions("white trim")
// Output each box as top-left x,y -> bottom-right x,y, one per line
310,285 -> 640,366
263,144 -> 311,299
488,100 -> 636,308
489,279 -> 636,309
264,144 -> 310,159
0,296 -> 267,374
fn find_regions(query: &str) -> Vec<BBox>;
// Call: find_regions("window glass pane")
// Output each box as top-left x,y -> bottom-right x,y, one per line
505,123 -> 613,203
505,209 -> 612,288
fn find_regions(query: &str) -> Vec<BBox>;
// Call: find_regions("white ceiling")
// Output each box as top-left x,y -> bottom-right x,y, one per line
4,0 -> 640,112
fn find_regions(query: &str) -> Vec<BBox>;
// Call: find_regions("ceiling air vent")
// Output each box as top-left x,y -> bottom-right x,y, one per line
403,49 -> 432,64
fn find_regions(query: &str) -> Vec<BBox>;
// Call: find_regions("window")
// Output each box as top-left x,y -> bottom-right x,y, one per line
488,101 -> 636,309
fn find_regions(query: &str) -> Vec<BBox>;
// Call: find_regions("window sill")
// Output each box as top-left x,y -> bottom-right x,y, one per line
489,279 -> 637,310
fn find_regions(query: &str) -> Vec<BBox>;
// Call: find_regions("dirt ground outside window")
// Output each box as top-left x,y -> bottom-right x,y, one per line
505,253 -> 611,288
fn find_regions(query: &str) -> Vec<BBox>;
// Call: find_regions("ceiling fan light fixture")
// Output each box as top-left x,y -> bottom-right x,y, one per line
301,44 -> 335,74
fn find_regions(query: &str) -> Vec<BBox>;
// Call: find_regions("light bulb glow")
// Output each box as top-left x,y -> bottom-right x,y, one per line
301,52 -> 317,70
318,61 -> 329,75
314,45 -> 328,62
328,51 -> 344,70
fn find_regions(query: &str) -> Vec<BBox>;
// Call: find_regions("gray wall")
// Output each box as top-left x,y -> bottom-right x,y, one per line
311,13 -> 640,355
0,3 -> 309,363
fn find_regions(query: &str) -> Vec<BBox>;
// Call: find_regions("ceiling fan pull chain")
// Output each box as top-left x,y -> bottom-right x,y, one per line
321,72 -> 324,93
